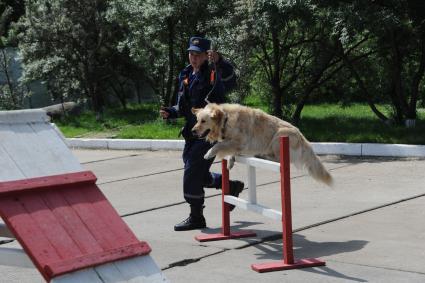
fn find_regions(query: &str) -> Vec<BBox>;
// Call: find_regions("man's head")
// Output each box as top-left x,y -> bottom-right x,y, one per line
187,37 -> 210,71
187,36 -> 211,53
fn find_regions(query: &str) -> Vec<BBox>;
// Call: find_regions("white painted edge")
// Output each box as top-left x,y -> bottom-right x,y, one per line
235,156 -> 280,172
0,247 -> 34,268
0,223 -> 14,238
224,196 -> 282,221
65,138 -> 425,157
0,109 -> 49,124
67,138 -> 185,151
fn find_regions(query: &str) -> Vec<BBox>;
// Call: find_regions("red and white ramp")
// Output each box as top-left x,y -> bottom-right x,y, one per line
0,109 -> 168,282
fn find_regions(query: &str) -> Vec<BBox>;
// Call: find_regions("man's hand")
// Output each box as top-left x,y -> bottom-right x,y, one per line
207,50 -> 220,64
159,107 -> 170,119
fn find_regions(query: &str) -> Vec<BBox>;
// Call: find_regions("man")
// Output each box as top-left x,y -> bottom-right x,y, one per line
160,36 -> 244,231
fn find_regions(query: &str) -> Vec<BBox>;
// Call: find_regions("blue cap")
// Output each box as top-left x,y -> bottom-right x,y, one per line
187,37 -> 211,53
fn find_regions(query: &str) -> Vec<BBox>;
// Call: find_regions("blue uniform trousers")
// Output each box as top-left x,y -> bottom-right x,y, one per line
182,139 -> 222,207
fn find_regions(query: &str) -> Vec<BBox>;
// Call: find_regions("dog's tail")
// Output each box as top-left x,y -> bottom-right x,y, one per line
297,134 -> 333,186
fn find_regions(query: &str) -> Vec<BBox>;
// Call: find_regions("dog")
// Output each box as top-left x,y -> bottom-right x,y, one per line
191,103 -> 333,186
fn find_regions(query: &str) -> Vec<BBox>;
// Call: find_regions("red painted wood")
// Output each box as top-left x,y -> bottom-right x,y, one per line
44,242 -> 151,278
60,183 -> 124,250
61,183 -> 138,251
82,183 -> 138,244
251,258 -> 325,273
221,160 -> 230,236
41,189 -> 104,254
250,137 -> 325,273
19,192 -> 82,259
196,137 -> 325,272
0,196 -> 61,281
0,171 -> 96,196
280,136 -> 294,264
0,171 -> 150,280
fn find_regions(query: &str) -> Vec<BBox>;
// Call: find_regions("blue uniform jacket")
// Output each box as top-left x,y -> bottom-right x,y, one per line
166,58 -> 237,140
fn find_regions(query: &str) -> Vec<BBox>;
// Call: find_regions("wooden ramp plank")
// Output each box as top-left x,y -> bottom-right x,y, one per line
29,122 -> 81,172
41,189 -> 104,254
113,256 -> 168,283
93,262 -> 127,283
51,268 -> 104,283
0,196 -> 62,279
60,183 -> 135,250
0,124 -> 26,181
0,110 -> 168,282
0,123 -> 59,178
0,172 -> 153,281
83,184 -> 139,244
0,123 -> 80,178
19,192 -> 82,259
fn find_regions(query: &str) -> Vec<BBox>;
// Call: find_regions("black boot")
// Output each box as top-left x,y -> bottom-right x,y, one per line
174,205 -> 206,231
228,180 -> 245,211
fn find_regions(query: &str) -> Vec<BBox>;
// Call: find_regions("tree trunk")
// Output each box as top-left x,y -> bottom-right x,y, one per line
271,25 -> 282,118
340,49 -> 389,123
407,37 -> 425,120
0,49 -> 17,107
165,18 -> 175,106
292,92 -> 309,126
389,30 -> 408,124
271,85 -> 283,118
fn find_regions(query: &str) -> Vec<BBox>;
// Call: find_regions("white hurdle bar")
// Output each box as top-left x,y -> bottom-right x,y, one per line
226,156 -> 282,220
195,136 -> 325,273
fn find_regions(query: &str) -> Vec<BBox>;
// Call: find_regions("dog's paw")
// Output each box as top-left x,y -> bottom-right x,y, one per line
227,156 -> 235,170
204,149 -> 215,160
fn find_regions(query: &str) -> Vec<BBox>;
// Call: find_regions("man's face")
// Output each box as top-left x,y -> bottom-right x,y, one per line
189,51 -> 207,71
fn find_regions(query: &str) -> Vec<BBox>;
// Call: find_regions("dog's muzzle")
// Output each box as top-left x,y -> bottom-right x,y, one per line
192,129 -> 210,139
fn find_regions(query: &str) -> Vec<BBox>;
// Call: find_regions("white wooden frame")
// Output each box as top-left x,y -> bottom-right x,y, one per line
225,156 -> 282,221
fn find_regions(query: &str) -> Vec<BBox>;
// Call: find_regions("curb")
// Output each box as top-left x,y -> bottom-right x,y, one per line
66,138 -> 425,158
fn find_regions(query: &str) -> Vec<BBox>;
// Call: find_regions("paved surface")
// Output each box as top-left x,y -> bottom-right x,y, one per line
1,149 -> 425,282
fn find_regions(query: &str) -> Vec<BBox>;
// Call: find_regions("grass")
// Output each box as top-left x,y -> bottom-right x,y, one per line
299,104 -> 425,144
55,102 -> 425,145
56,103 -> 184,139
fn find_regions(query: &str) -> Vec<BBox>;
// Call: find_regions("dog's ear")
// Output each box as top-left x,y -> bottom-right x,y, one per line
191,107 -> 200,115
211,108 -> 224,122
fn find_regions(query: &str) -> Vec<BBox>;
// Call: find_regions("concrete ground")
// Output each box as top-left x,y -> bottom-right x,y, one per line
1,149 -> 425,282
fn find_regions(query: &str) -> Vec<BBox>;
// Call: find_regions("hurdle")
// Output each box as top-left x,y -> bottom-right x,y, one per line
0,109 -> 168,282
195,136 -> 325,272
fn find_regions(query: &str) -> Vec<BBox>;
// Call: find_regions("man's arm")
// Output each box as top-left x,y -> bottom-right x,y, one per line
216,57 -> 237,93
160,71 -> 187,119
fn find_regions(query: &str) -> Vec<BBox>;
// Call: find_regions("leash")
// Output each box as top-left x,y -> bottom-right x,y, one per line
205,45 -> 218,104
204,62 -> 217,104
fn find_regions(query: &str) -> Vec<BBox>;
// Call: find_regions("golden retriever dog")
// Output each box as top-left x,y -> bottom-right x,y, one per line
191,103 -> 333,186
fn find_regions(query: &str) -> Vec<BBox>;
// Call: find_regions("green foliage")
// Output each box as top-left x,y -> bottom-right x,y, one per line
56,103 -> 184,138
15,0 -> 144,114
300,103 -> 425,144
5,0 -> 425,133
56,102 -> 425,145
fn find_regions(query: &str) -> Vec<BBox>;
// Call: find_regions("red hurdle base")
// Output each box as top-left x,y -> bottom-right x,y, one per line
195,230 -> 256,242
251,258 -> 325,273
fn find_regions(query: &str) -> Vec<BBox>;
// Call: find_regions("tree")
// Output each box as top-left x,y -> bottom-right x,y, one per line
321,0 -> 425,126
0,0 -> 26,109
16,0 -> 139,117
109,0 -> 234,106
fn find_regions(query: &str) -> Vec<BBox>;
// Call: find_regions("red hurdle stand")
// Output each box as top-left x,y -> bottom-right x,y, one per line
195,136 -> 325,272
251,136 -> 325,272
194,160 -> 256,242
